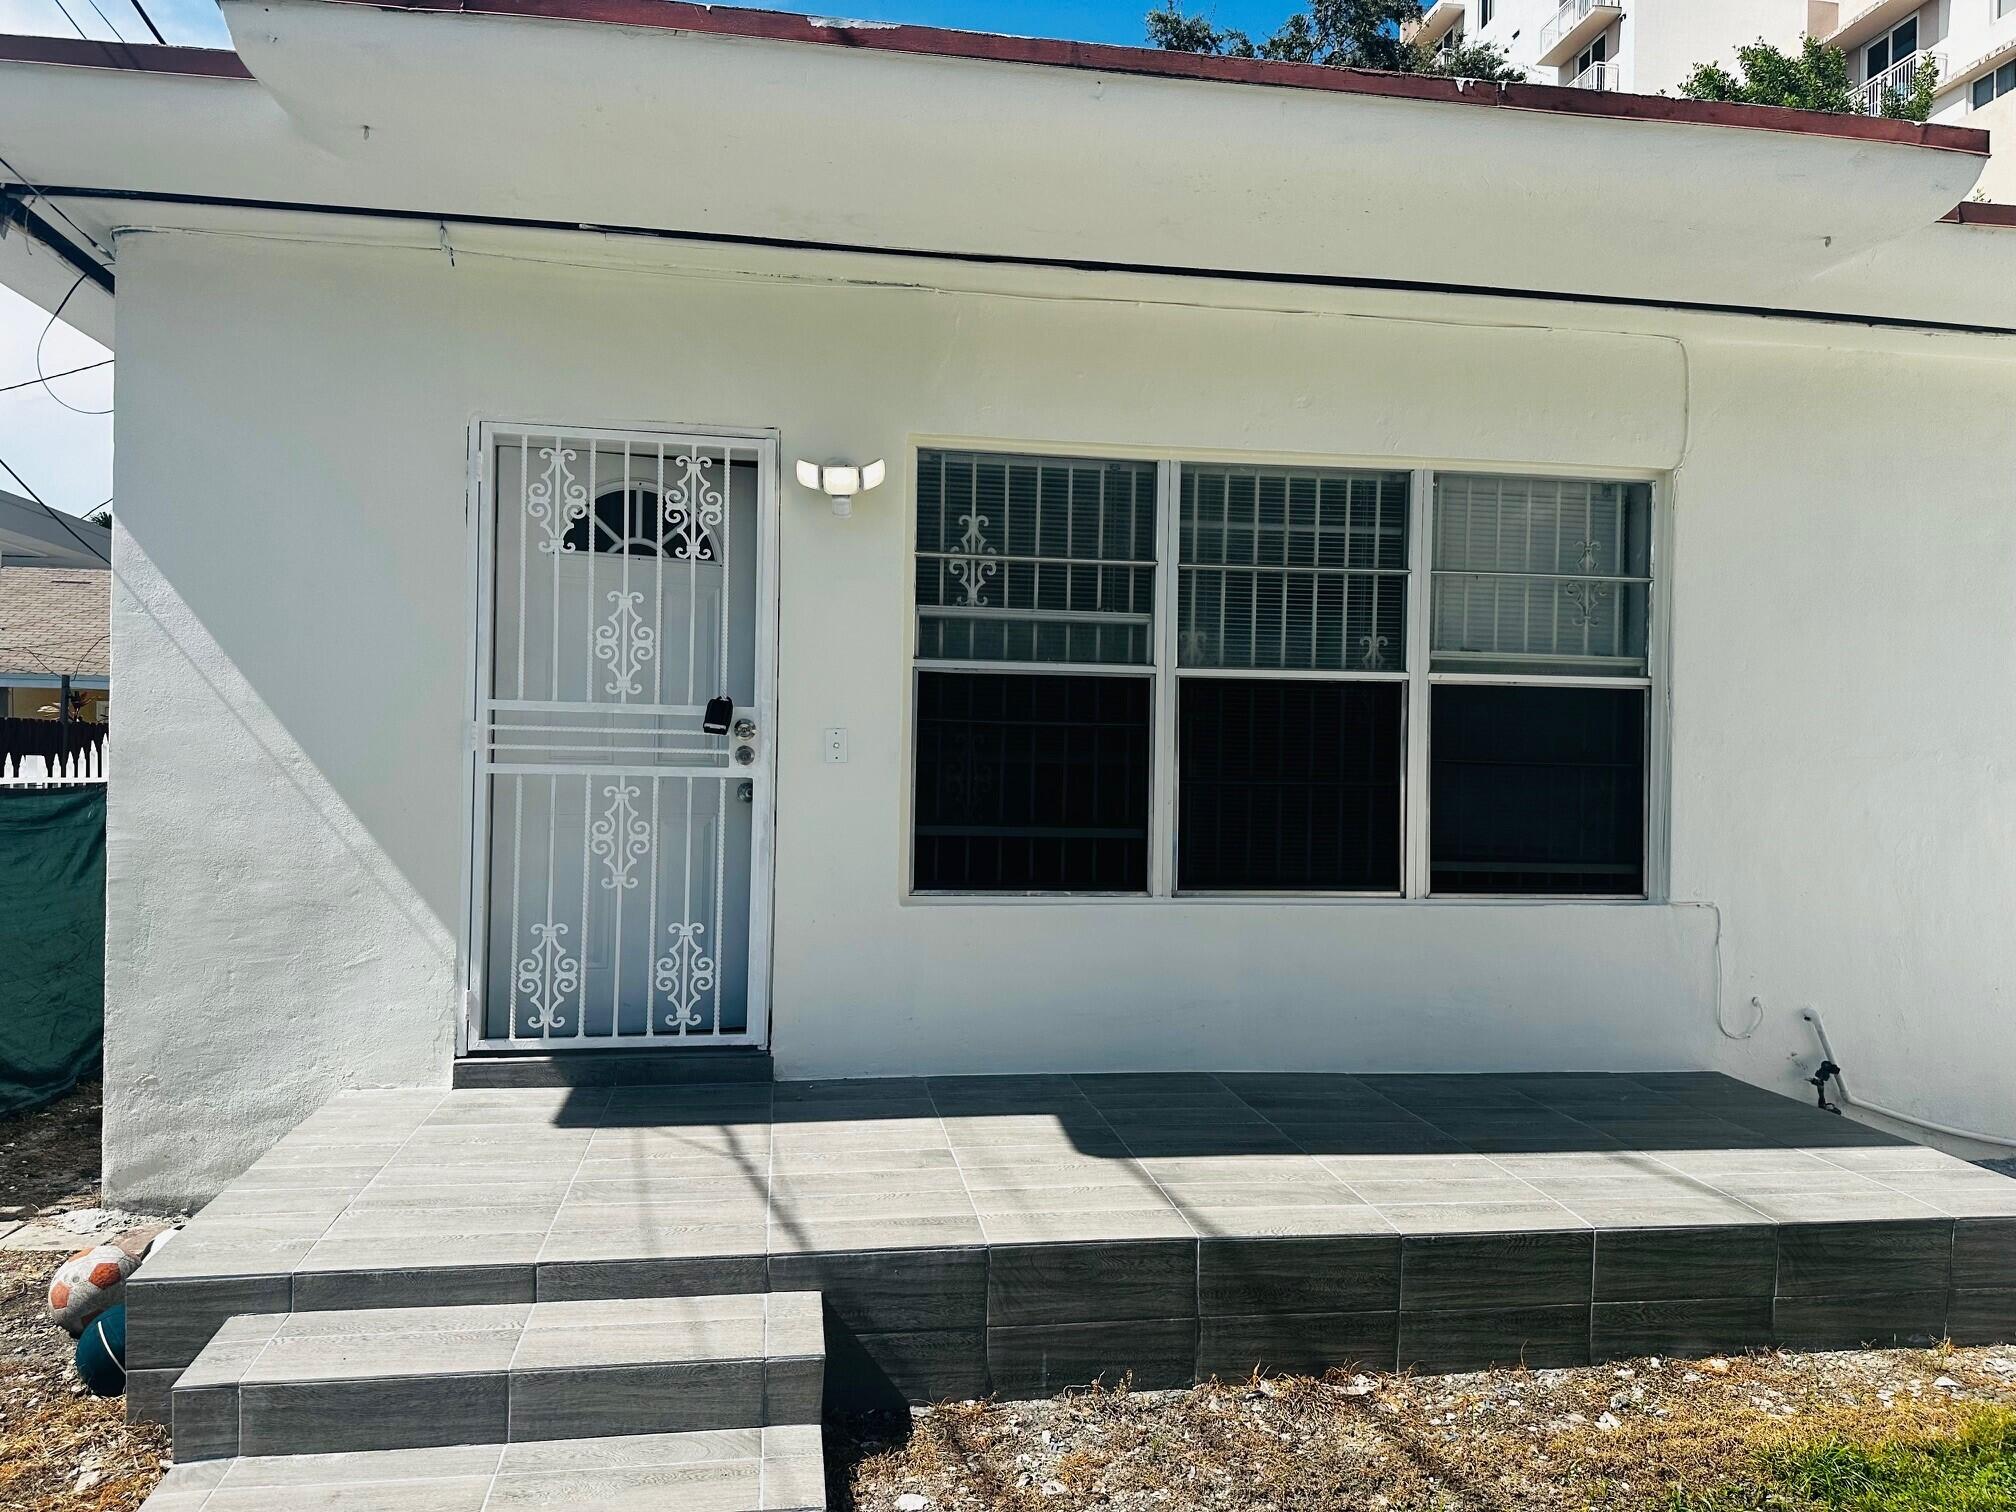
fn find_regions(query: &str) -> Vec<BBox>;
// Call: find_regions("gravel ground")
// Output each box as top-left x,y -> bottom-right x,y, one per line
837,1346 -> 2016,1511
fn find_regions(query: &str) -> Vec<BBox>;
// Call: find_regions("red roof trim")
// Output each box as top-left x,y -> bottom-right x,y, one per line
0,34 -> 251,77
1943,200 -> 2016,227
330,0 -> 1989,155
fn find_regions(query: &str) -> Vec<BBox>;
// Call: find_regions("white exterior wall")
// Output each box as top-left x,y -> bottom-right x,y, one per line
103,230 -> 2016,1207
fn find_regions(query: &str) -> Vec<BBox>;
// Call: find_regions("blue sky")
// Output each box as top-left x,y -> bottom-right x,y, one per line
0,0 -> 1298,516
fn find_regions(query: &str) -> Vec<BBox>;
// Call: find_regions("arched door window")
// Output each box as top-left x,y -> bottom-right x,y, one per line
563,484 -> 718,561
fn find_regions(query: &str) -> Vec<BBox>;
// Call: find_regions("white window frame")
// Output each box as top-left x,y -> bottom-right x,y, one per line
903,441 -> 1670,905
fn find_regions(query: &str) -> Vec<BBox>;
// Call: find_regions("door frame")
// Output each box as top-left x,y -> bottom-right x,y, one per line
457,419 -> 782,1054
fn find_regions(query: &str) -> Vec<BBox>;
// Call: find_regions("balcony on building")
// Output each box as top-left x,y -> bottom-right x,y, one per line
1564,58 -> 1621,90
1856,50 -> 1944,114
1405,0 -> 1467,49
1537,0 -> 1624,68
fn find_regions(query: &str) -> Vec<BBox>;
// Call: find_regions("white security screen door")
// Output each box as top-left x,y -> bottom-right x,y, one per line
468,425 -> 776,1048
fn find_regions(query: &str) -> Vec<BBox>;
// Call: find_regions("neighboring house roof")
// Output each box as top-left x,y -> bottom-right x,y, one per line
0,565 -> 110,680
0,491 -> 111,571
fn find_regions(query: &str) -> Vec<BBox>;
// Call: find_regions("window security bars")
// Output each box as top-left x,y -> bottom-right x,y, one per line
912,449 -> 1662,900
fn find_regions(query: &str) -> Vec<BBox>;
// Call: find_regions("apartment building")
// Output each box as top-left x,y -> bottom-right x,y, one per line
1818,0 -> 2016,195
1411,0 -> 1813,95
1414,0 -> 2014,194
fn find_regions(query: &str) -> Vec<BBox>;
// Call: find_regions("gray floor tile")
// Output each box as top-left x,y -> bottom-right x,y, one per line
507,1359 -> 764,1441
239,1372 -> 510,1455
1398,1304 -> 1591,1372
1199,1234 -> 1400,1316
128,1274 -> 294,1370
1182,1204 -> 1397,1237
1773,1291 -> 1950,1350
1946,1288 -> 2016,1346
978,1209 -> 1195,1244
292,1262 -> 538,1312
1593,1225 -> 1777,1302
988,1318 -> 1198,1396
1379,1200 -> 1588,1236
824,1326 -> 991,1409
172,1383 -> 241,1461
1775,1219 -> 1955,1297
769,1246 -> 987,1333
1954,1218 -> 2016,1289
1401,1230 -> 1593,1310
1592,1297 -> 1774,1360
1198,1311 -> 1398,1378
535,1255 -> 767,1302
768,1215 -> 985,1254
988,1240 -> 1197,1326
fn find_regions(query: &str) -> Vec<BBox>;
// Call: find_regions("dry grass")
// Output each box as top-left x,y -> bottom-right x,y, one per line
0,1247 -> 167,1512
837,1344 -> 2016,1511
0,1085 -> 168,1512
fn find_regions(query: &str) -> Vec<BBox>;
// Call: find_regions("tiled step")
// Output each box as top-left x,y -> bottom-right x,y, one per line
452,1049 -> 775,1088
170,1292 -> 824,1462
140,1424 -> 826,1511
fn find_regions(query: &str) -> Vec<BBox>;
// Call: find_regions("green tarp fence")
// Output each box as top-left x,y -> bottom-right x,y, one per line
0,786 -> 105,1115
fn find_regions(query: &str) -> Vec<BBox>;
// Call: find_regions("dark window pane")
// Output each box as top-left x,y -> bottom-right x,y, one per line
1178,680 -> 1402,892
1431,685 -> 1645,895
914,672 -> 1150,891
1978,75 -> 1997,108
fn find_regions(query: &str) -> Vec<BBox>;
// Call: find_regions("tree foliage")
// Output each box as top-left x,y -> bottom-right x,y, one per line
1679,35 -> 1937,122
1146,1 -> 1524,82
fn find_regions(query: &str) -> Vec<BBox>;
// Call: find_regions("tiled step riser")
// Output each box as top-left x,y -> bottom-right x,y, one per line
175,1356 -> 822,1461
169,1294 -> 824,1462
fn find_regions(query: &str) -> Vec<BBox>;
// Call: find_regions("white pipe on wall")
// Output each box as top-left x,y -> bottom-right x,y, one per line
1801,1007 -> 2016,1151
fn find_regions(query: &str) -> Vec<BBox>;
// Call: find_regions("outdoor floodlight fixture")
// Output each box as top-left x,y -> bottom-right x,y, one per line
795,457 -> 886,517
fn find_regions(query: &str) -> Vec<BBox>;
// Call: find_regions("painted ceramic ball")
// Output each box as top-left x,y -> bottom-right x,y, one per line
74,1304 -> 127,1397
47,1243 -> 138,1336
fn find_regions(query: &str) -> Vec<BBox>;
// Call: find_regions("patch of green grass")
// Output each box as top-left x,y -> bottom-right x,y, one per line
1675,1405 -> 2016,1511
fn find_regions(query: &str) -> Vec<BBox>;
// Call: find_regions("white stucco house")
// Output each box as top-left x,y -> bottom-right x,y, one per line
1,3 -> 2012,1210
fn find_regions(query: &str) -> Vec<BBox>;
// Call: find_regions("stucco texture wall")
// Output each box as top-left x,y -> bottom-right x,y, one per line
103,231 -> 2016,1205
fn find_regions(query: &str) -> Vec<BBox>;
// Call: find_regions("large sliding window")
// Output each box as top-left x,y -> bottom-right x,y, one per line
911,449 -> 1660,899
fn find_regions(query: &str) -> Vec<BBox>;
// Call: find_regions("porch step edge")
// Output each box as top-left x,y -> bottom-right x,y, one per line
453,1047 -> 775,1088
140,1423 -> 826,1511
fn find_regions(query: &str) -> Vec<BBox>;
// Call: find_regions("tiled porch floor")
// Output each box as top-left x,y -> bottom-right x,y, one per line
131,1071 -> 2016,1410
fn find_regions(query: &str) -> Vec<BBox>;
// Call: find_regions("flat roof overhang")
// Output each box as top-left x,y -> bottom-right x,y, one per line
0,3 -> 2001,336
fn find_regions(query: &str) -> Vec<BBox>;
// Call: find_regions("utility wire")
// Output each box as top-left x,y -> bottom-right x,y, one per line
0,449 -> 111,564
125,0 -> 165,43
45,0 -> 90,39
75,0 -> 134,44
0,359 -> 111,396
34,275 -> 112,415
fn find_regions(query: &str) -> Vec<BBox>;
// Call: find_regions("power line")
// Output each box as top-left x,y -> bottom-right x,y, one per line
125,0 -> 165,43
0,449 -> 111,564
33,276 -> 112,415
0,358 -> 111,396
45,0 -> 90,39
69,0 -> 130,42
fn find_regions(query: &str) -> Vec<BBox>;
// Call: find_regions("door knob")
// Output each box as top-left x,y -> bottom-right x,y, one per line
732,717 -> 758,740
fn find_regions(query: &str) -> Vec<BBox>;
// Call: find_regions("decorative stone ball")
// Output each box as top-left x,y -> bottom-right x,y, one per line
48,1243 -> 138,1336
73,1303 -> 126,1397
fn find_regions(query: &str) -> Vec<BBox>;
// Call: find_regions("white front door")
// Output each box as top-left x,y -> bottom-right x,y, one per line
466,424 -> 776,1049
